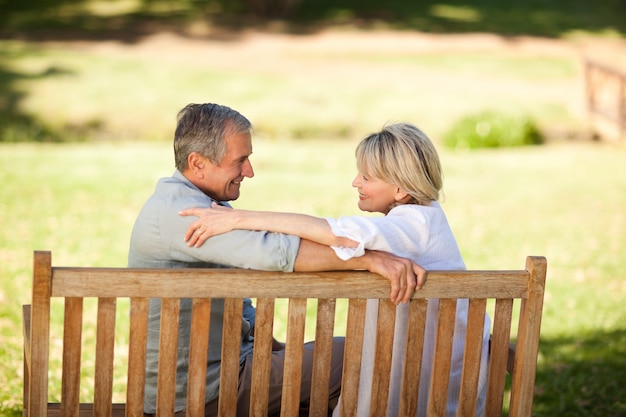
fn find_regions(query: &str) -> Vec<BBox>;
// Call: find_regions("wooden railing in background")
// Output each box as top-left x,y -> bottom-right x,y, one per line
585,59 -> 626,142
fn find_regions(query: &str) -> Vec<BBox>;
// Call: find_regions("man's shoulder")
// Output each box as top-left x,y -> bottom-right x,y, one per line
151,176 -> 212,207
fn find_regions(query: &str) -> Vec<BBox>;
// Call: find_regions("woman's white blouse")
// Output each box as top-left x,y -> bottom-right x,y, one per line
327,202 -> 491,417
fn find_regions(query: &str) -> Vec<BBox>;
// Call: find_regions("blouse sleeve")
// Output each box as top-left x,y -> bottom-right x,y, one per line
325,215 -> 394,260
324,206 -> 433,261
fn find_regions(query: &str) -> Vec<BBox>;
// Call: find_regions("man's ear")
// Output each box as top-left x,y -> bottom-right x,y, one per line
187,152 -> 205,177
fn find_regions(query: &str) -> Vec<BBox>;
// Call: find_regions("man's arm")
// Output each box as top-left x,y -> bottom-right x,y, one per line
294,239 -> 425,304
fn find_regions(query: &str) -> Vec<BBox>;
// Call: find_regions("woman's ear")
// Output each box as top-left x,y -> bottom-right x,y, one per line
395,188 -> 411,203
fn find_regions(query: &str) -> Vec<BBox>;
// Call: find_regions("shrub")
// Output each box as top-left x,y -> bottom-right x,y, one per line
443,110 -> 544,149
0,113 -> 61,143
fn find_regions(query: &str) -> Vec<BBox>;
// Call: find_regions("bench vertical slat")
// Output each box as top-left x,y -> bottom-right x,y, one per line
186,298 -> 212,417
338,298 -> 366,417
281,298 -> 307,417
369,299 -> 396,417
61,297 -> 84,417
457,298 -> 487,416
427,299 -> 457,416
309,298 -> 337,417
22,305 -> 32,417
509,257 -> 547,417
30,251 -> 52,417
156,298 -> 181,417
485,298 -> 513,417
249,298 -> 275,417
94,297 -> 117,417
127,297 -> 149,417
218,298 -> 244,417
399,299 -> 428,416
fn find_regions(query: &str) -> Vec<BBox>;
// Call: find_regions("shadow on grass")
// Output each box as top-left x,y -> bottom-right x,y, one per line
0,50 -> 69,142
534,328 -> 626,416
0,53 -> 63,142
0,46 -> 106,142
295,0 -> 626,38
0,0 -> 624,43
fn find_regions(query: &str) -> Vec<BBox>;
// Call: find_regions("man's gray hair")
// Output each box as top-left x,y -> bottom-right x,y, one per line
173,103 -> 252,171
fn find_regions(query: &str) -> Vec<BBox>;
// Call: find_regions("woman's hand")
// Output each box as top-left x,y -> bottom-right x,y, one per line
179,203 -> 237,247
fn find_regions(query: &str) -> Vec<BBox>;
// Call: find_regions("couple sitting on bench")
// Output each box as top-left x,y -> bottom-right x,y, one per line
128,102 -> 490,416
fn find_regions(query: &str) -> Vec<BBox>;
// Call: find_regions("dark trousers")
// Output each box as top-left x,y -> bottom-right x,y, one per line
174,337 -> 345,417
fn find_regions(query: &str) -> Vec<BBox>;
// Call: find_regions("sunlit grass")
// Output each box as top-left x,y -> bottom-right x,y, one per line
429,5 -> 482,23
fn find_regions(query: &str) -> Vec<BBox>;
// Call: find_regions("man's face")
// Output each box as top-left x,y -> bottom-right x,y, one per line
197,131 -> 254,201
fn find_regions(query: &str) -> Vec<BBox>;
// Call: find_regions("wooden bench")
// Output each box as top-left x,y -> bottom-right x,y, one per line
23,251 -> 547,417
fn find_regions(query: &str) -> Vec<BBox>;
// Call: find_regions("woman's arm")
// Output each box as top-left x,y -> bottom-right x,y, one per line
179,203 -> 358,249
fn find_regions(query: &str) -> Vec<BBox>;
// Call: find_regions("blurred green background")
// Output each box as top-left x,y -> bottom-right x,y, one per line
1,1 -> 625,416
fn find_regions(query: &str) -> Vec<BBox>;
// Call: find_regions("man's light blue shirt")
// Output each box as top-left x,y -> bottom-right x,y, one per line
128,170 -> 301,413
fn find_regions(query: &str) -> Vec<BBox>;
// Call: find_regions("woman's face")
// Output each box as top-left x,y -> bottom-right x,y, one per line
351,172 -> 400,214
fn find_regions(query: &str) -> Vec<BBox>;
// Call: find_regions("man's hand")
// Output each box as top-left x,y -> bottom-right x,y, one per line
293,241 -> 426,304
364,250 -> 426,304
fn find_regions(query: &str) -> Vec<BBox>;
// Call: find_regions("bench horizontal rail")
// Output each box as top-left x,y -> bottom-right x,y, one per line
43,402 -> 126,416
50,267 -> 530,299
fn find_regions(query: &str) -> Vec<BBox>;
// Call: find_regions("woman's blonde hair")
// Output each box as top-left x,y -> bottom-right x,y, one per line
356,122 -> 443,206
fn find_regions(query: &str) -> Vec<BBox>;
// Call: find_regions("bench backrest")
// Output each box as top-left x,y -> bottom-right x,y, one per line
24,251 -> 546,417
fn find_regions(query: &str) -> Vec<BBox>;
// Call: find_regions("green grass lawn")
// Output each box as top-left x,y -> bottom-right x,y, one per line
1,140 -> 625,415
1,12 -> 625,414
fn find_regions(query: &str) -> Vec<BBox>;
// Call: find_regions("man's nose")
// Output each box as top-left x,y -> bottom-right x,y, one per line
243,160 -> 254,178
